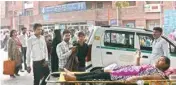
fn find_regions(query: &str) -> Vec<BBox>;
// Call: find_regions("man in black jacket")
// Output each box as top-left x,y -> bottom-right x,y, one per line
73,32 -> 88,72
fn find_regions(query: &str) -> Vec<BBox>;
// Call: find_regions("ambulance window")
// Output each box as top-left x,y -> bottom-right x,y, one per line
165,38 -> 176,54
104,32 -> 110,43
137,34 -> 153,51
104,31 -> 134,48
169,44 -> 176,54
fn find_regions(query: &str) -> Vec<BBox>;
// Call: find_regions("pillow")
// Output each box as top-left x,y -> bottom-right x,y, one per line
164,67 -> 176,76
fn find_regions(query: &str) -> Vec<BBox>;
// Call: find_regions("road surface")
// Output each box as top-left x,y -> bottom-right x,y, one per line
0,49 -> 56,85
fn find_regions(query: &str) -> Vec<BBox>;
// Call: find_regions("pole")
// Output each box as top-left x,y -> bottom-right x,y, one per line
0,2 -> 1,29
116,7 -> 119,26
108,8 -> 110,25
18,12 -> 20,32
12,1 -> 15,29
160,1 -> 162,27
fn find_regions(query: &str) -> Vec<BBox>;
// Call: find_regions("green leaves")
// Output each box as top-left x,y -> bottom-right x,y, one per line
116,1 -> 129,8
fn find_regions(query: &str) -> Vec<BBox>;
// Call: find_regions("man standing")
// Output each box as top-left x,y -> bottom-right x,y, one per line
26,23 -> 49,85
19,27 -> 28,71
73,32 -> 88,71
151,27 -> 169,64
56,29 -> 76,71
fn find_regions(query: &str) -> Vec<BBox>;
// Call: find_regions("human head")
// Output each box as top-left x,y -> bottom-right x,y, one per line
33,23 -> 42,35
78,31 -> 85,43
10,30 -> 17,37
41,30 -> 44,35
153,27 -> 163,39
54,29 -> 61,39
62,29 -> 71,42
155,56 -> 170,72
53,29 -> 62,44
21,27 -> 27,34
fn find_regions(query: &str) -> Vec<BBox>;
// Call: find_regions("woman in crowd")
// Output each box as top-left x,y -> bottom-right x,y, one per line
8,30 -> 22,78
64,56 -> 170,84
51,29 -> 62,72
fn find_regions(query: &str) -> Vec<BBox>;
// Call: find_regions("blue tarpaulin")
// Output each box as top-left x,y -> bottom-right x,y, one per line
164,10 -> 176,36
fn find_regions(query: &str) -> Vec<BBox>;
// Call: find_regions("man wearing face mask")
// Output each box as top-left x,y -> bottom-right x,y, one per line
151,27 -> 169,65
56,29 -> 76,71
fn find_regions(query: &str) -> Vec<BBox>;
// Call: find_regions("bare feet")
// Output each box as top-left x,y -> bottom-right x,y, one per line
64,68 -> 74,76
64,74 -> 76,81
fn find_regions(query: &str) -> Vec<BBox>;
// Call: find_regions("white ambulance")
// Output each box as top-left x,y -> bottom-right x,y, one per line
86,26 -> 176,71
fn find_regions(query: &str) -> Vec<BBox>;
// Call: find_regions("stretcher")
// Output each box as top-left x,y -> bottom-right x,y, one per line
45,72 -> 176,85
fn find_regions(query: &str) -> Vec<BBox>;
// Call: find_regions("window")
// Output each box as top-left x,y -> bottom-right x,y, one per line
96,2 -> 103,9
8,1 -> 12,4
123,20 -> 135,28
162,36 -> 176,55
137,34 -> 153,51
169,44 -> 176,54
146,1 -> 161,4
24,10 -> 33,16
79,22 -> 87,25
128,1 -> 136,6
95,21 -> 108,26
146,20 -> 160,30
86,2 -> 92,9
43,24 -> 55,32
14,11 -> 17,16
104,31 -> 134,48
13,1 -> 16,5
8,11 -> 13,17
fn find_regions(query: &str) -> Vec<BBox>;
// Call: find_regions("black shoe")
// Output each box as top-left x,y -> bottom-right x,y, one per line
20,70 -> 24,72
15,74 -> 20,76
10,75 -> 16,78
25,67 -> 27,70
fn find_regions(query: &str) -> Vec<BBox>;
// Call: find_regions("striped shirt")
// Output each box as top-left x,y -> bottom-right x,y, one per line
56,41 -> 73,69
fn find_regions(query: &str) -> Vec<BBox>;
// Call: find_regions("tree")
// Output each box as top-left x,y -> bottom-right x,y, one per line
115,1 -> 129,26
116,1 -> 129,8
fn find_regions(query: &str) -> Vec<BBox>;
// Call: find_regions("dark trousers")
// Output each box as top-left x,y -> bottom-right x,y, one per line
33,59 -> 49,85
21,47 -> 27,70
78,66 -> 86,72
51,55 -> 58,72
15,65 -> 21,74
10,65 -> 21,76
75,72 -> 111,81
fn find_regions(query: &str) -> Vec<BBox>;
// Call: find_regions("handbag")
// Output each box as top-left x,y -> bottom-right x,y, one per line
3,59 -> 16,75
64,49 -> 79,71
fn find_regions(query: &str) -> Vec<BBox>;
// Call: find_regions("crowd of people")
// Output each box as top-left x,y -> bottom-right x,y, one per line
2,23 -> 89,85
1,24 -> 172,85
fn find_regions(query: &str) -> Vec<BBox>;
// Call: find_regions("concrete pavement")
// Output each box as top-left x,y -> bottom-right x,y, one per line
0,49 -> 33,85
0,49 -> 56,85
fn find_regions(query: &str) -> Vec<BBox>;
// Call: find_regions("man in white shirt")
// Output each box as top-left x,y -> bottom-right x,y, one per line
56,29 -> 76,71
26,23 -> 49,85
19,27 -> 28,71
151,27 -> 169,64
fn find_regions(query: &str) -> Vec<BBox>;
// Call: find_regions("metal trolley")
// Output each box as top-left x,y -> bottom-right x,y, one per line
46,72 -> 176,85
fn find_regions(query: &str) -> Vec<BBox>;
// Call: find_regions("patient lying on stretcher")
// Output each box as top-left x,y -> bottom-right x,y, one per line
64,54 -> 170,83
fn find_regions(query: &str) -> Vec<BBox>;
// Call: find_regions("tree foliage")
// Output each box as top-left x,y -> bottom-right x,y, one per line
116,1 -> 129,8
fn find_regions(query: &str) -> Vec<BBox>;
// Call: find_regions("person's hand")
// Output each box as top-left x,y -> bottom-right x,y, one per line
27,67 -> 31,73
71,46 -> 77,53
136,50 -> 141,60
125,76 -> 138,84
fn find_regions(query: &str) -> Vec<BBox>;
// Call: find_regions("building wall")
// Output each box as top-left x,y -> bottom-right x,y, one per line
0,1 -> 6,18
1,1 -> 175,30
119,1 -> 174,29
2,1 -> 114,30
